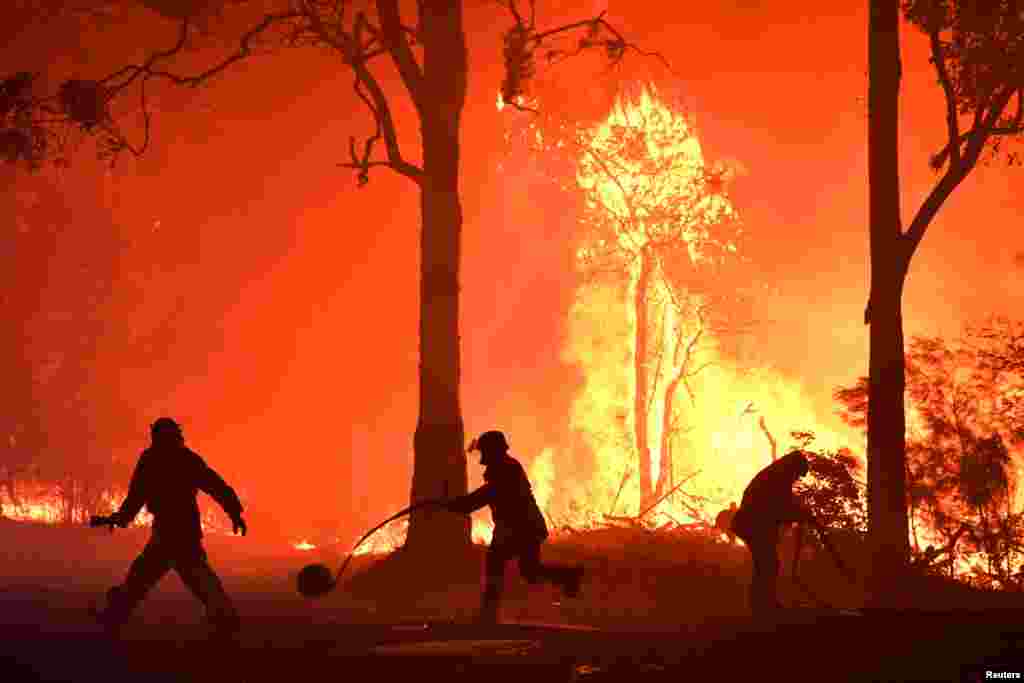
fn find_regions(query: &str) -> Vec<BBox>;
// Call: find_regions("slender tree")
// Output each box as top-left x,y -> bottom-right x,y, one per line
569,86 -> 745,510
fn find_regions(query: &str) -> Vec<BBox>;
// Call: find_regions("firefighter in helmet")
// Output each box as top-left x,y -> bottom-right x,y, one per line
94,418 -> 247,636
444,430 -> 584,623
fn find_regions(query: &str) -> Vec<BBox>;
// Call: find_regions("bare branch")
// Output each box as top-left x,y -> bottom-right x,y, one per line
930,91 -> 1024,171
376,1 -> 425,113
928,27 -> 961,169
301,1 -> 423,184
903,85 -> 1018,258
104,12 -> 302,91
532,11 -> 675,75
685,361 -> 716,378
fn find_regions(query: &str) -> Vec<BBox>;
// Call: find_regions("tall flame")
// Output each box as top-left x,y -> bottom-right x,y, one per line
526,85 -> 864,528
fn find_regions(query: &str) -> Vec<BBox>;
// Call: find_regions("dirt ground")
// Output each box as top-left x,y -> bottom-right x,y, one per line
2,519 -> 1022,682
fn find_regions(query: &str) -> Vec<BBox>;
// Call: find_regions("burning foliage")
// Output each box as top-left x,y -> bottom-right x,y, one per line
836,318 -> 1024,588
791,433 -> 867,533
497,85 -> 864,539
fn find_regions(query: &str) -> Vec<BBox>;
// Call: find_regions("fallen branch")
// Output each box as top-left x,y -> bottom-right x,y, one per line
636,470 -> 700,520
609,467 -> 632,516
603,514 -> 644,527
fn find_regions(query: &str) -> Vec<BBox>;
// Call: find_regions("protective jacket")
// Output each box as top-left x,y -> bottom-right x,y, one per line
447,455 -> 548,547
116,444 -> 243,544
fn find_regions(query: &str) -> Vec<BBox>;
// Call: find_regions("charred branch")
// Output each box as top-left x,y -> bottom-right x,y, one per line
928,25 -> 962,169
299,3 -> 422,184
635,470 -> 699,520
609,466 -> 632,515
902,86 -> 1017,259
928,88 -> 1024,173
497,1 -> 675,112
377,0 -> 425,113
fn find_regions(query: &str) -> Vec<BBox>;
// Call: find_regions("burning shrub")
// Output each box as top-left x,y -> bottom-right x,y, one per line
790,432 -> 867,533
835,323 -> 1024,586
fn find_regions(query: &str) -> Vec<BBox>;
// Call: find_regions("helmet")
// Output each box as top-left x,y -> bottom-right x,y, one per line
150,417 -> 182,440
783,449 -> 810,478
468,430 -> 509,465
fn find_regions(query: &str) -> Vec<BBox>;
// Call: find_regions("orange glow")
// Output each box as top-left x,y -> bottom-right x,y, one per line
293,540 -> 316,551
346,516 -> 494,556
8,4 -> 1024,593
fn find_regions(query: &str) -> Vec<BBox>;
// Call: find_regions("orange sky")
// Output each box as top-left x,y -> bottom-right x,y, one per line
5,1 -> 1024,544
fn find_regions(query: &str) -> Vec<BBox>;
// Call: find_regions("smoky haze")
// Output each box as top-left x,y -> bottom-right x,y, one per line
4,0 -> 1023,548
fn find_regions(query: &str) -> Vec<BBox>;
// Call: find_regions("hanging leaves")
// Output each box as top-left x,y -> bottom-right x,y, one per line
501,24 -> 536,105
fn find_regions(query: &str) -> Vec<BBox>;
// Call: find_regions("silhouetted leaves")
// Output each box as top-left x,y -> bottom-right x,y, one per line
902,0 -> 1024,171
793,439 -> 867,533
957,433 -> 1011,511
501,23 -> 536,106
834,321 -> 1024,585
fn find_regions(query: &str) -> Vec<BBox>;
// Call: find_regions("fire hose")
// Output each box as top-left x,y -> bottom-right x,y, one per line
334,499 -> 448,584
297,498 -> 449,596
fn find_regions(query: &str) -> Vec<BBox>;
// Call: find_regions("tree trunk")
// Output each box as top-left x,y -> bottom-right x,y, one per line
405,1 -> 471,556
634,249 -> 654,510
656,368 -> 684,499
867,0 -> 910,605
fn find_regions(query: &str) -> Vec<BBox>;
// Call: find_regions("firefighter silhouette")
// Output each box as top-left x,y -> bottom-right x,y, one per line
444,430 -> 584,623
93,418 -> 247,635
731,450 -> 813,615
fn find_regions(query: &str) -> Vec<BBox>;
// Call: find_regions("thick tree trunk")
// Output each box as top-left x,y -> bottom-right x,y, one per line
405,1 -> 471,556
867,277 -> 910,595
867,0 -> 910,605
634,249 -> 654,511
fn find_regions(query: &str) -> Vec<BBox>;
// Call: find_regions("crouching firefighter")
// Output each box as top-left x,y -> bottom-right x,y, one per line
443,430 -> 584,623
731,449 -> 813,616
94,418 -> 248,636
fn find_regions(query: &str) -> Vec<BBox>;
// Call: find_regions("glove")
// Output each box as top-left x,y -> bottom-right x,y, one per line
232,515 -> 247,536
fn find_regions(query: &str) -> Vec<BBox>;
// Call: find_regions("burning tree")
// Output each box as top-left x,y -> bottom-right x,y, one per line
866,0 -> 1024,601
501,84 -> 863,530
570,85 -> 746,512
